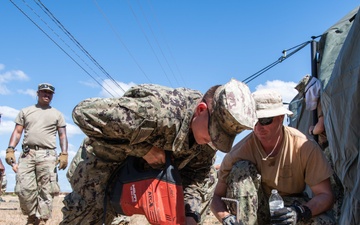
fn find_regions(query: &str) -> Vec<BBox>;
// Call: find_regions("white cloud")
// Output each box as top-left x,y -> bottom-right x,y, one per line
17,88 -> 37,99
255,80 -> 298,103
0,106 -> 19,120
66,123 -> 83,138
99,79 -> 136,97
0,65 -> 30,96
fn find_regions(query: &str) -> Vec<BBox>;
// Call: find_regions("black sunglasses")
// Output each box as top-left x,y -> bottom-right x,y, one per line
258,117 -> 274,126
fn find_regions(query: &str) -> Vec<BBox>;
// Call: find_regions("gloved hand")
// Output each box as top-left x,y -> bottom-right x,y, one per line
5,147 -> 16,166
270,205 -> 312,225
222,214 -> 240,225
57,152 -> 68,170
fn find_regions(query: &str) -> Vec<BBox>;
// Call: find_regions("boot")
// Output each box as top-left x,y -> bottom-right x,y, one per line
26,215 -> 37,225
38,218 -> 48,225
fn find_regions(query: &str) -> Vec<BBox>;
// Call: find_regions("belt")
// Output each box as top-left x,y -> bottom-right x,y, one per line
23,145 -> 53,150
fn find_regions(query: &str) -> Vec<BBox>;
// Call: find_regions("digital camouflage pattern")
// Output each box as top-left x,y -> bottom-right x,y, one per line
226,160 -> 336,225
16,149 -> 59,219
226,160 -> 269,225
209,79 -> 257,152
62,83 -> 222,225
1,172 -> 6,195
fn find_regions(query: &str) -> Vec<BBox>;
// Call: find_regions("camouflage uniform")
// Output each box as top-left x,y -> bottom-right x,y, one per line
226,160 -> 335,225
62,80 -> 256,225
0,159 -> 5,198
16,148 -> 60,218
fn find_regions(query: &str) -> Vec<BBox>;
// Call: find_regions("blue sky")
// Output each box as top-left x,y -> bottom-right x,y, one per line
0,1 -> 359,192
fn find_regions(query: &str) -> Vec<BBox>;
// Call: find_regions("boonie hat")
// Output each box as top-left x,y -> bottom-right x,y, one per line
252,89 -> 293,119
209,78 -> 257,153
38,83 -> 55,93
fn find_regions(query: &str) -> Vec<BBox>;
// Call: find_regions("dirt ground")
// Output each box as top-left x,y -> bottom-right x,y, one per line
0,194 -> 221,225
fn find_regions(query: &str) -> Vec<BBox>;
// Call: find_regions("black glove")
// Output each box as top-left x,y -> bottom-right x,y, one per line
270,205 -> 312,225
222,214 -> 240,225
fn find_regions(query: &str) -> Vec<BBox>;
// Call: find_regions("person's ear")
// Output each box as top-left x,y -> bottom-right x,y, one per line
195,102 -> 208,115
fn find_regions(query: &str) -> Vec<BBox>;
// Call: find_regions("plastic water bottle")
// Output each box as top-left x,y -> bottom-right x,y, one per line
269,189 -> 284,215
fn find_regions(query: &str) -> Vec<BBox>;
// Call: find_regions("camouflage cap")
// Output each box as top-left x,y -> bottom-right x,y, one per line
38,83 -> 55,93
294,74 -> 311,95
209,79 -> 257,153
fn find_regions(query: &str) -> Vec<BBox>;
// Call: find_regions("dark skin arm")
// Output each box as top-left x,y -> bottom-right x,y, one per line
58,126 -> 68,154
8,124 -> 24,149
8,124 -> 24,173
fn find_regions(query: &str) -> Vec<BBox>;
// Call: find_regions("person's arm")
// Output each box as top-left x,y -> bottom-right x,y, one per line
6,124 -> 23,172
58,126 -> 68,154
179,146 -> 217,225
305,178 -> 334,216
309,116 -> 325,135
211,181 -> 233,222
8,124 -> 24,149
57,126 -> 69,170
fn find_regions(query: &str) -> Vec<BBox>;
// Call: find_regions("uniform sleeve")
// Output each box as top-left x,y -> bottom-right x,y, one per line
302,141 -> 333,186
179,145 -> 216,215
57,111 -> 67,127
72,97 -> 154,157
14,110 -> 25,126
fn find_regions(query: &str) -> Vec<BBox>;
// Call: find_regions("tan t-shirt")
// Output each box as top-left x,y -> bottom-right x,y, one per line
15,104 -> 66,149
219,126 -> 333,196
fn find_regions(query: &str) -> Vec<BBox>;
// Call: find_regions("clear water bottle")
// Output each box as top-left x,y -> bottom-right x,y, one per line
269,189 -> 284,215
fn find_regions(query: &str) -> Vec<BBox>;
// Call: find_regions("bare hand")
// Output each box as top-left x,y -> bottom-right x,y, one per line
142,146 -> 165,168
12,164 -> 18,173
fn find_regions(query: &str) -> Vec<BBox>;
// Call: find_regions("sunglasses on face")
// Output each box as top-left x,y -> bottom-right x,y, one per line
258,117 -> 274,126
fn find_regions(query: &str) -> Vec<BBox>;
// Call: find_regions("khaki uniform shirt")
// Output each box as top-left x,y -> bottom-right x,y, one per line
219,126 -> 333,196
15,104 -> 66,149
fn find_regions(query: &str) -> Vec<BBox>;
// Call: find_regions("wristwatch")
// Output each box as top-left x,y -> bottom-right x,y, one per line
186,211 -> 201,223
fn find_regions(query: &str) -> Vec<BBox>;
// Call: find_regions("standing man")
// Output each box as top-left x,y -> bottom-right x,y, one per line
61,79 -> 257,225
211,89 -> 335,225
5,83 -> 68,225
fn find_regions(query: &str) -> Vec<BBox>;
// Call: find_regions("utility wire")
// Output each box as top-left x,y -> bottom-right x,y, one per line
146,0 -> 187,87
127,0 -> 174,87
242,40 -> 314,84
36,0 -> 125,95
93,0 -> 152,83
9,0 -> 114,97
137,0 -> 180,87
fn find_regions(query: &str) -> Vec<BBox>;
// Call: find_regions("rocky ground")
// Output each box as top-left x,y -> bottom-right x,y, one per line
0,194 -> 221,224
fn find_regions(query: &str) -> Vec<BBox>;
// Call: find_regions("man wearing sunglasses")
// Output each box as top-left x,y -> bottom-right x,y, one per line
211,89 -> 335,225
5,83 -> 68,225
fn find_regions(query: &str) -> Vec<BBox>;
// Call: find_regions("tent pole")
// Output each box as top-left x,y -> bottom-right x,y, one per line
310,38 -> 319,142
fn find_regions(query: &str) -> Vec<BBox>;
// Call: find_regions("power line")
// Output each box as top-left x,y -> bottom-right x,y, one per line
35,0 -> 125,94
9,0 -> 115,97
127,0 -> 174,87
93,0 -> 153,83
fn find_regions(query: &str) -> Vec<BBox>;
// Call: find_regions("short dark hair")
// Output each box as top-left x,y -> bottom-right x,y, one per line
202,85 -> 221,112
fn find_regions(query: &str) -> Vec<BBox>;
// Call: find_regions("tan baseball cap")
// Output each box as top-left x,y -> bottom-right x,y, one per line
209,78 -> 257,153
